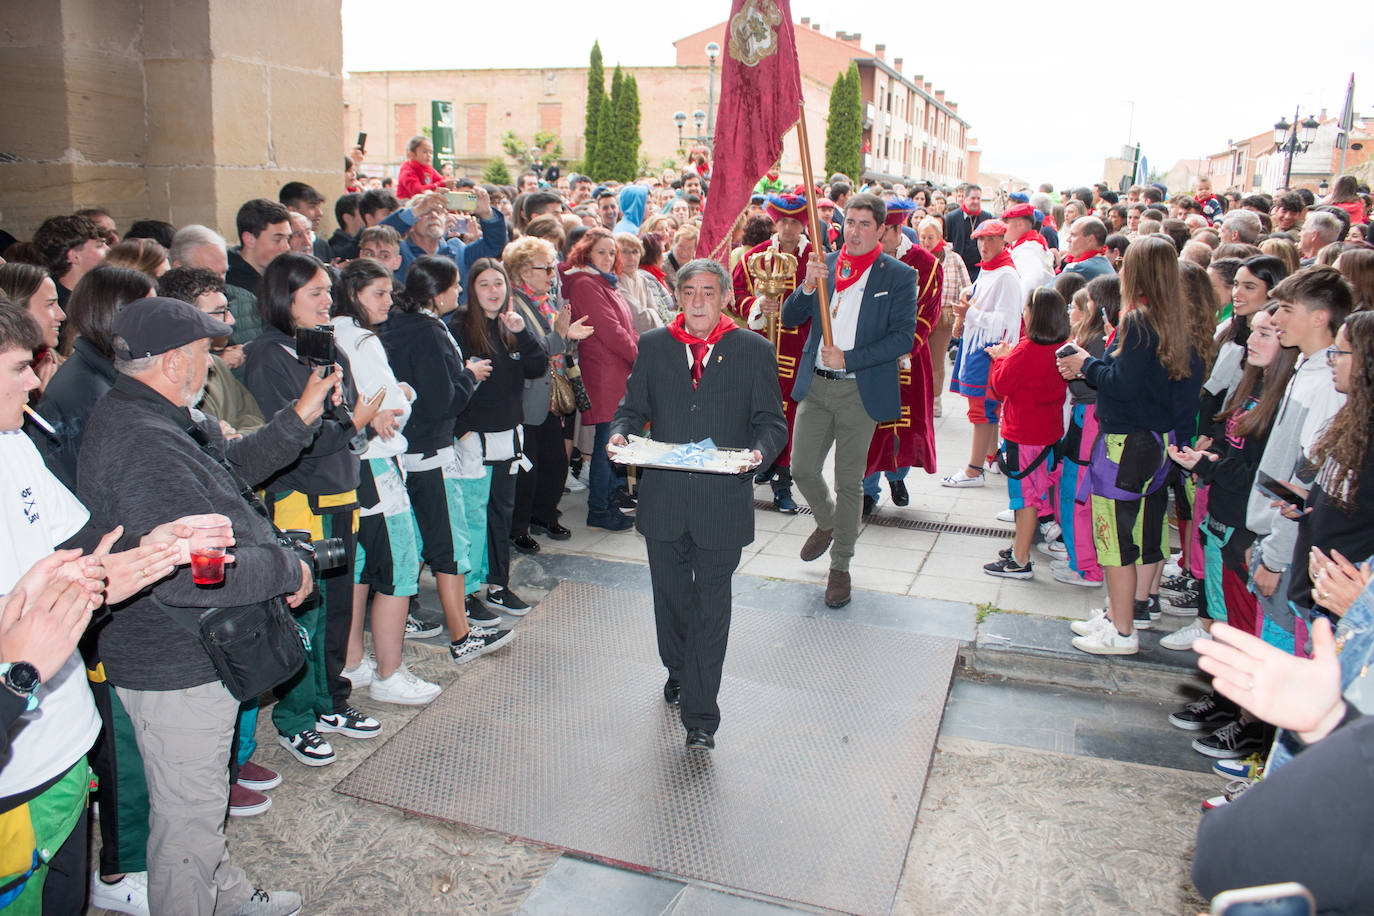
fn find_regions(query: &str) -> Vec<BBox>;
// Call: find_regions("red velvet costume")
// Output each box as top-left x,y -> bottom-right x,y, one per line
865,233 -> 943,477
731,235 -> 811,467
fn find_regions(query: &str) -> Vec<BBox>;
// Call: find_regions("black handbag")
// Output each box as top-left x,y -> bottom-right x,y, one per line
156,595 -> 306,702
565,342 -> 593,413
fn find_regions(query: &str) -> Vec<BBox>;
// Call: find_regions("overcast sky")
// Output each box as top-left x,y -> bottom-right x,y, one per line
343,0 -> 1367,188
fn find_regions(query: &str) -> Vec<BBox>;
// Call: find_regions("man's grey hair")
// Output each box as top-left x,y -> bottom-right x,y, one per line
1074,216 -> 1108,246
1306,211 -> 1342,244
676,258 -> 731,295
112,336 -> 192,375
1222,210 -> 1261,245
1029,192 -> 1052,213
169,224 -> 227,266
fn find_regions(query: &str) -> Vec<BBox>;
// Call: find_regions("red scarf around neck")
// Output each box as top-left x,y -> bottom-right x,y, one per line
1062,246 -> 1108,265
1195,192 -> 1218,206
667,312 -> 735,388
1008,231 -> 1047,251
962,202 -> 981,217
643,263 -> 667,285
929,239 -> 946,256
977,248 -> 1014,273
835,244 -> 881,292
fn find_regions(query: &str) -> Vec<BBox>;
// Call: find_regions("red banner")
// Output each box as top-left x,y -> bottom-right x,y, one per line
695,0 -> 802,262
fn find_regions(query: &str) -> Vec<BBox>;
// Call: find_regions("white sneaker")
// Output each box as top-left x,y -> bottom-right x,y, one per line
1163,554 -> 1183,578
1070,609 -> 1112,636
995,508 -> 1015,523
91,871 -> 150,916
1052,565 -> 1102,588
1038,520 -> 1062,543
1036,538 -> 1068,559
1072,625 -> 1139,655
565,469 -> 587,492
341,655 -> 375,688
1050,557 -> 1072,571
369,665 -> 442,706
941,468 -> 985,488
1161,621 -> 1213,651
984,458 -> 1002,475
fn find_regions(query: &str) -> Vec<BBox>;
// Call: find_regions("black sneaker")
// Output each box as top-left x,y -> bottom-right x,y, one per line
1192,718 -> 1267,759
277,729 -> 335,766
486,586 -> 530,616
1133,597 -> 1161,631
983,555 -> 1033,579
466,593 -> 502,627
612,488 -> 637,515
1160,573 -> 1199,597
449,624 -> 514,663
1165,586 -> 1202,610
317,706 -> 382,739
404,613 -> 442,639
1169,693 -> 1234,731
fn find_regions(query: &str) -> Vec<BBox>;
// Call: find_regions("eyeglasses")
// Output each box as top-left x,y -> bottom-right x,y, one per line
1326,348 -> 1353,366
528,265 -> 556,274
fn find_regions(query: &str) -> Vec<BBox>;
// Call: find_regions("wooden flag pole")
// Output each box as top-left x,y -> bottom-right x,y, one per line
794,103 -> 834,347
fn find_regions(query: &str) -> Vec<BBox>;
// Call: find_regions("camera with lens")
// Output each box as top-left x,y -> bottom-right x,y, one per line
294,325 -> 369,454
278,529 -> 347,575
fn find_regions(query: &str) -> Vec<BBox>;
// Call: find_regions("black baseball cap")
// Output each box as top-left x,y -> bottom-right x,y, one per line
112,297 -> 232,359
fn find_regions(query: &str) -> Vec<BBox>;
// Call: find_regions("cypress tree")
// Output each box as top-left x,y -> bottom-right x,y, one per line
618,72 -> 641,180
584,42 -> 604,176
825,63 -> 863,182
605,66 -> 626,181
595,91 -> 616,181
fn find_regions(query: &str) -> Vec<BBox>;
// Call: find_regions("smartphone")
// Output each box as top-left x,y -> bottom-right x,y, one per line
1256,471 -> 1307,509
1056,343 -> 1078,358
450,217 -> 470,236
446,191 -> 478,212
356,132 -> 367,153
1210,882 -> 1315,915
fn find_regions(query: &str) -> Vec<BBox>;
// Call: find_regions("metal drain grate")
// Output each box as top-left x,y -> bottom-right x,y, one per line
753,499 -> 1014,539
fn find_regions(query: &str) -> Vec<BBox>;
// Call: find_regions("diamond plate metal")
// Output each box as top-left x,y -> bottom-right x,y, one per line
335,580 -> 958,915
752,498 -> 1015,539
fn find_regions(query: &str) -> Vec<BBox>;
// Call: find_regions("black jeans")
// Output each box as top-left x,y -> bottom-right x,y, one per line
485,459 -> 519,589
513,413 -> 569,534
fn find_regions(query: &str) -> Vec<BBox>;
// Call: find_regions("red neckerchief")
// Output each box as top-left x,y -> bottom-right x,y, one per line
1195,192 -> 1218,206
835,244 -> 881,292
929,239 -> 946,256
643,263 -> 667,285
1008,231 -> 1048,252
961,202 -> 981,217
1062,246 -> 1108,265
976,248 -> 1014,272
667,312 -> 735,388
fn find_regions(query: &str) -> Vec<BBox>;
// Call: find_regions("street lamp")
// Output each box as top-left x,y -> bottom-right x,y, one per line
1272,107 -> 1321,190
704,41 -> 721,148
673,111 -> 687,151
692,110 -> 707,144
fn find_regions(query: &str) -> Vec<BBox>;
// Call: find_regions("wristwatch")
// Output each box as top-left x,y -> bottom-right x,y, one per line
0,662 -> 40,712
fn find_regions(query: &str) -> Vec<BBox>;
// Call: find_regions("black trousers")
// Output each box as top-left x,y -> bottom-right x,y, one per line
513,413 -> 569,535
485,459 -> 518,589
644,532 -> 742,734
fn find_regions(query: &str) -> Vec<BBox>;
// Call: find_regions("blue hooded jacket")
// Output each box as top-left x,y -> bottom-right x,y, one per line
613,185 -> 647,234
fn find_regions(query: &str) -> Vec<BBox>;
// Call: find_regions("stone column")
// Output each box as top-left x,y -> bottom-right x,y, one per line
0,0 -> 343,241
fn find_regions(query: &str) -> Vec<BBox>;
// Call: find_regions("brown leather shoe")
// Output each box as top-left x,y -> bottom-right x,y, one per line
825,569 -> 851,608
800,527 -> 834,562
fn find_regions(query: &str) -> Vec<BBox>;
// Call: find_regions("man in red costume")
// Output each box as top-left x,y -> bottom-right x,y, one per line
862,198 -> 942,513
731,193 -> 813,512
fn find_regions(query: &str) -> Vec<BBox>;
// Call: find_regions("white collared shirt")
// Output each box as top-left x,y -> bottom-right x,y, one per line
815,263 -> 871,373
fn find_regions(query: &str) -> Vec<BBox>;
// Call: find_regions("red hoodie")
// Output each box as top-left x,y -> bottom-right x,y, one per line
988,337 -> 1068,447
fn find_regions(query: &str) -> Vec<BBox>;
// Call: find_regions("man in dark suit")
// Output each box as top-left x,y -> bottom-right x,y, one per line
783,192 -> 918,608
943,183 -> 992,281
611,259 -> 787,751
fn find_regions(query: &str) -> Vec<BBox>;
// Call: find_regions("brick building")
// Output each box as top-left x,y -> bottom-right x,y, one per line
345,18 -> 975,188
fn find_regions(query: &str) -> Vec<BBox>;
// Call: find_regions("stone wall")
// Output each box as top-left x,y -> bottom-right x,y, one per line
0,0 -> 344,242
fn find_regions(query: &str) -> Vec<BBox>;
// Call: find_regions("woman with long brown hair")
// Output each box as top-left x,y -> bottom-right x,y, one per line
1057,235 -> 1203,655
0,262 -> 64,392
1336,247 -> 1374,312
446,258 -> 548,613
1288,311 -> 1374,619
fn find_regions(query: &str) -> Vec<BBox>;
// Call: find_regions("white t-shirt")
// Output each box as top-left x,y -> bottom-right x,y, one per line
0,430 -> 102,798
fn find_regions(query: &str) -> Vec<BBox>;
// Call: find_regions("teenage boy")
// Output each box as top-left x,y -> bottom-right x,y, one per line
1193,267 -> 1352,759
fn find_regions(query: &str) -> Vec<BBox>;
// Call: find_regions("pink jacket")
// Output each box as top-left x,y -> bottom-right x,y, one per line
561,267 -> 639,424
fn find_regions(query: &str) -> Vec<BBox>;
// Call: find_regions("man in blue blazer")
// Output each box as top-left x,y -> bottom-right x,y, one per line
781,193 -> 918,608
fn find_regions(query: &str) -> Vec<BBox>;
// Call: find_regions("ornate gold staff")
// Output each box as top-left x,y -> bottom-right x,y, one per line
745,245 -> 798,349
